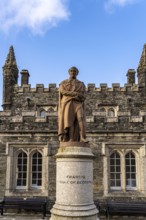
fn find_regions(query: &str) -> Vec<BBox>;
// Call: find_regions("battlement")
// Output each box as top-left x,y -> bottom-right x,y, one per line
14,83 -> 58,93
13,82 -> 140,94
92,83 -> 139,92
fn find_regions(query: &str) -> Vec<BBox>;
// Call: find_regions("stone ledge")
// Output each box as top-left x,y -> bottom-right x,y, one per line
60,142 -> 90,148
57,143 -> 94,159
118,112 -> 131,116
130,116 -> 143,122
106,117 -> 118,122
0,111 -> 11,116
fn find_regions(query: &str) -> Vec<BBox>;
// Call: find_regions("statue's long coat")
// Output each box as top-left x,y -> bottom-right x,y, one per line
58,78 -> 86,141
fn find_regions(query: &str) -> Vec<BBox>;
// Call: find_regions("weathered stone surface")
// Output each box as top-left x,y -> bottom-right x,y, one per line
1,45 -> 146,219
50,143 -> 98,220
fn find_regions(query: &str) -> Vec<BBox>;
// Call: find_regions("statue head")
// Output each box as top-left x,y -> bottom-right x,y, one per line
68,66 -> 79,79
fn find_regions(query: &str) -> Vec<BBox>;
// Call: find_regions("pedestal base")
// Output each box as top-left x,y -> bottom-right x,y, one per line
50,142 -> 99,220
50,214 -> 98,220
50,203 -> 99,220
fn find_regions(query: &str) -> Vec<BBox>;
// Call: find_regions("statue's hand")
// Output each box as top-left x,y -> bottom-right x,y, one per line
77,93 -> 85,100
72,92 -> 85,101
72,92 -> 78,96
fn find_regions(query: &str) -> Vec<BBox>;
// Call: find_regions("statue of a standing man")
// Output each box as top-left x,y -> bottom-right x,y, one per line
58,67 -> 88,142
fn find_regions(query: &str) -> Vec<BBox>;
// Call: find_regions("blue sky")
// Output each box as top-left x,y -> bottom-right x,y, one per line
0,0 -> 146,110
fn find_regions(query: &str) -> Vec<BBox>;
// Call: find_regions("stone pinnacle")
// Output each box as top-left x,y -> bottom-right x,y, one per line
4,45 -> 17,67
138,44 -> 146,72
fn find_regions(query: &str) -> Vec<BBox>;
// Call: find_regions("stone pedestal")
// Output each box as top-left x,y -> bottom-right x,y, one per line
50,142 -> 99,220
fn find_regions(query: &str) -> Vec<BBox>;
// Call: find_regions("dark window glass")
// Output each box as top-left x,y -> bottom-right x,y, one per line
16,152 -> 27,187
110,152 -> 121,189
108,109 -> 115,117
31,152 -> 42,187
125,152 -> 136,189
40,110 -> 46,118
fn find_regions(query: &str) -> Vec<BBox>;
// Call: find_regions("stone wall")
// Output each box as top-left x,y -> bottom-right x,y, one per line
1,45 -> 146,218
1,82 -> 146,132
0,84 -> 146,199
1,82 -> 146,205
0,141 -> 6,198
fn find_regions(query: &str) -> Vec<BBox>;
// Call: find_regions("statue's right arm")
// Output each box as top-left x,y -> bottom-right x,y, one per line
60,84 -> 77,97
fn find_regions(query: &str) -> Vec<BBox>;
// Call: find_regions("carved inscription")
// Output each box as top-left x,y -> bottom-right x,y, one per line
58,175 -> 92,184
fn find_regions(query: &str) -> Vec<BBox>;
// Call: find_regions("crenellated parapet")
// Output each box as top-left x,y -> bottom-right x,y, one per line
86,83 -> 139,92
14,83 -> 58,93
13,82 -> 140,94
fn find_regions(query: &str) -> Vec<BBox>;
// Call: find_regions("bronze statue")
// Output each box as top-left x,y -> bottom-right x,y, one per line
58,67 -> 88,142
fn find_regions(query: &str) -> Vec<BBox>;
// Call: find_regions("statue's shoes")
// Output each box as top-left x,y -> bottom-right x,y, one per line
80,138 -> 89,143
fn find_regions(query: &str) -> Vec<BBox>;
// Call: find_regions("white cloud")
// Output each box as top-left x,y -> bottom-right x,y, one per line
104,0 -> 138,12
0,0 -> 70,35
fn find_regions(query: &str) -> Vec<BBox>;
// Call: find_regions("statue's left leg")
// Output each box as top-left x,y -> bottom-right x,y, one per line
77,111 -> 88,143
69,125 -> 74,141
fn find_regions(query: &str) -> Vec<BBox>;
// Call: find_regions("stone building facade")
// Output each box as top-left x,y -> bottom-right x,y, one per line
1,45 -> 146,219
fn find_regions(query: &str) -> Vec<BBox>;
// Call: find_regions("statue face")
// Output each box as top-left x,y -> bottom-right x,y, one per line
69,68 -> 78,79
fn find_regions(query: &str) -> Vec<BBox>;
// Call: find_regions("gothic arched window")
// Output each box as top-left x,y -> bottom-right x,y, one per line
125,152 -> 136,189
108,108 -> 115,117
40,110 -> 46,118
110,151 -> 121,189
16,151 -> 27,187
31,151 -> 42,187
